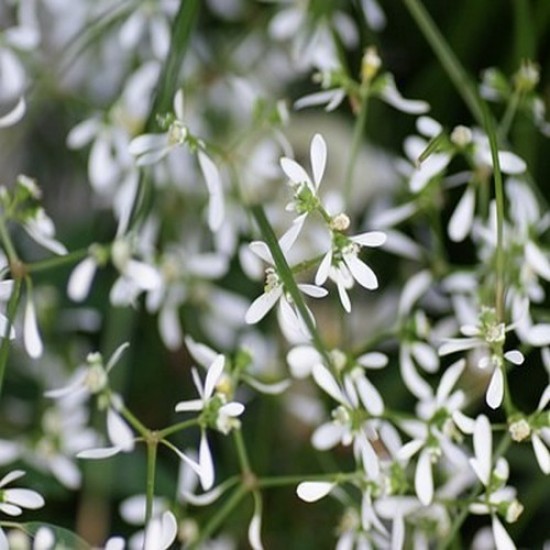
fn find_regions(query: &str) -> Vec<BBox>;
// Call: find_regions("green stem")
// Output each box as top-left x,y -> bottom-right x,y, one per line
157,418 -> 200,439
498,88 -> 522,141
145,438 -> 158,527
481,103 -> 505,322
257,472 -> 349,489
0,216 -> 18,264
119,404 -> 149,438
0,278 -> 21,395
250,205 -> 332,369
189,486 -> 247,549
26,248 -> 88,274
128,0 -> 200,230
233,428 -> 252,474
402,0 -> 483,125
344,94 -> 369,206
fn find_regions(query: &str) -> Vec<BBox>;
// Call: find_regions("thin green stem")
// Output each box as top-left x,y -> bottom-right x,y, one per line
344,94 -> 369,206
233,428 -> 252,474
257,472 -> 350,489
0,278 -> 21,395
119,404 -> 149,439
0,216 -> 18,264
402,0 -> 483,125
128,0 -> 200,230
145,438 -> 158,529
157,417 -> 200,439
188,486 -> 247,549
250,205 -> 333,370
498,88 -> 522,141
481,103 -> 505,322
26,248 -> 88,274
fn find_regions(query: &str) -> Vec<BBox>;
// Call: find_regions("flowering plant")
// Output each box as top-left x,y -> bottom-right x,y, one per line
0,0 -> 548,548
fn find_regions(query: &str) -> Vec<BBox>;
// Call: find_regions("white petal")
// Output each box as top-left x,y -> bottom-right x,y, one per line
436,359 -> 465,402
416,116 -> 442,137
66,118 -> 100,148
312,363 -> 346,404
396,439 -> 424,461
280,157 -> 312,187
294,89 -> 346,111
125,259 -> 162,291
204,355 -> 225,400
173,89 -> 185,121
504,350 -> 524,365
351,231 -> 387,248
411,342 -> 439,373
298,283 -> 328,298
197,151 -> 225,231
356,352 -> 388,369
185,336 -> 217,368
0,470 -> 25,488
4,488 -> 44,509
181,485 -> 224,506
400,348 -> 432,400
245,287 -> 282,324
175,399 -> 204,412
67,257 -> 97,302
532,434 -> 550,474
220,402 -> 245,417
144,511 -> 178,550
415,449 -> 434,505
355,375 -> 384,416
486,368 -> 504,410
471,414 -> 492,485
279,213 -> 305,253
24,294 -> 43,359
77,446 -> 122,459
249,241 -> 274,265
287,345 -> 321,379
159,305 -> 182,350
398,270 -> 432,316
107,409 -> 134,451
0,97 -> 25,127
336,278 -> 351,313
106,342 -> 130,372
243,376 -> 291,394
311,423 -> 345,450
498,151 -> 526,175
310,133 -> 327,188
380,77 -> 429,114
296,481 -> 335,502
344,254 -> 378,290
129,133 -> 167,156
492,515 -> 516,550
452,410 -> 475,434
391,513 -> 405,550
448,187 -> 476,242
315,249 -> 332,286
248,508 -> 263,550
199,432 -> 215,490
525,241 -> 550,281
538,385 -> 550,410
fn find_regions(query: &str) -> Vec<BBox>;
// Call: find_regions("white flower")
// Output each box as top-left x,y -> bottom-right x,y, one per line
0,470 -> 44,516
129,90 -> 225,231
315,230 -> 386,312
296,481 -> 336,503
45,343 -> 137,459
23,207 -> 67,256
175,355 -> 245,490
280,133 -> 326,218
245,222 -> 327,334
